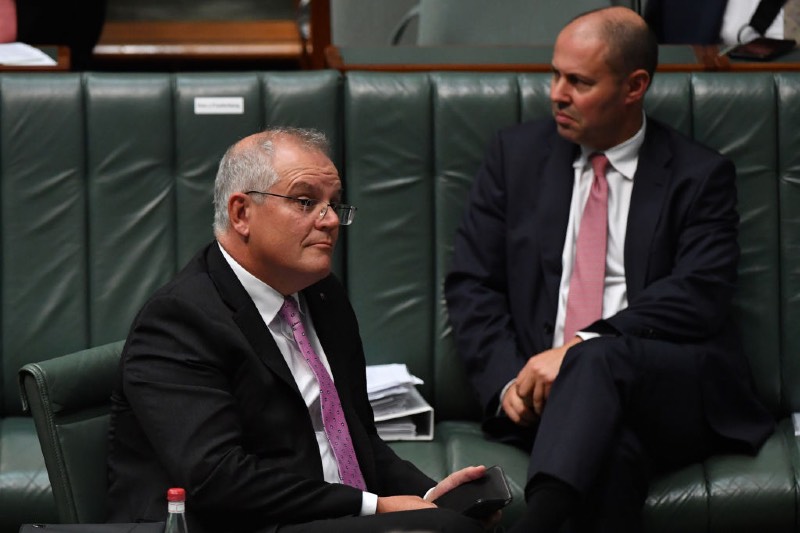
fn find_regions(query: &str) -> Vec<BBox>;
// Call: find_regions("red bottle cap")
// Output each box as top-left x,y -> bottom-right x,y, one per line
167,488 -> 186,502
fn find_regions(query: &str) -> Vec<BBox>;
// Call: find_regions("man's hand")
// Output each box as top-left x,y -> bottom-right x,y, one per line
515,336 -> 582,416
376,495 -> 436,513
424,465 -> 487,502
376,466 -> 487,513
500,379 -> 538,426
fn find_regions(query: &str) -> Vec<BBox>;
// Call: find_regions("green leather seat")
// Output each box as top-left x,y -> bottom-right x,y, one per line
5,70 -> 800,532
19,341 -> 125,523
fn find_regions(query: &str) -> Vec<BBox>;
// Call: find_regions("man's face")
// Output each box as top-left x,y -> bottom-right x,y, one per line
550,25 -> 631,151
247,139 -> 341,292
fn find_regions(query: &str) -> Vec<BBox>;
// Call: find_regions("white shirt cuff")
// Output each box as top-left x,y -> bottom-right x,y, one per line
360,491 -> 378,516
496,378 -> 516,416
738,24 -> 760,43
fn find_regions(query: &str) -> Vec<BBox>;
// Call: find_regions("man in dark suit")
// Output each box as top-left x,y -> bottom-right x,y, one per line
444,7 -> 774,532
107,128 -> 490,533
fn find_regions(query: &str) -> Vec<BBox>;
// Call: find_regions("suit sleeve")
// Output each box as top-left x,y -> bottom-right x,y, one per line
444,131 -> 533,413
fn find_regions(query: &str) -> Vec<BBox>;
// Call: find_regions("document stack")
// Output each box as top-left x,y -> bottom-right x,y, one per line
366,363 -> 434,441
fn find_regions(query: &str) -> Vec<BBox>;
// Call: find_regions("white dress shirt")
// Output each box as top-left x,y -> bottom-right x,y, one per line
218,244 -> 378,515
720,0 -> 785,44
552,118 -> 646,347
497,117 -> 647,412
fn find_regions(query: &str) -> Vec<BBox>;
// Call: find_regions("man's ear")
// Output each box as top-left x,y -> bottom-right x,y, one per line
625,69 -> 650,104
228,193 -> 252,238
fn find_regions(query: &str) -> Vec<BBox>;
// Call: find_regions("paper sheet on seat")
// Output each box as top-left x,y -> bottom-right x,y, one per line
0,43 -> 57,66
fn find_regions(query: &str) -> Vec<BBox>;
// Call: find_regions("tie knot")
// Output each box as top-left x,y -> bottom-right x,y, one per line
279,296 -> 301,329
590,153 -> 609,180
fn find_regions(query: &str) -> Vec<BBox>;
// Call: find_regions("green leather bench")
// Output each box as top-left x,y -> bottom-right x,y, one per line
7,70 -> 800,532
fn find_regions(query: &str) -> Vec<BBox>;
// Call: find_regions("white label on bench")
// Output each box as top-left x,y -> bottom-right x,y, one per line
194,97 -> 245,115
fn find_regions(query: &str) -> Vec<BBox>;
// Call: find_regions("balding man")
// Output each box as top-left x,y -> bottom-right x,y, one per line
445,7 -> 774,532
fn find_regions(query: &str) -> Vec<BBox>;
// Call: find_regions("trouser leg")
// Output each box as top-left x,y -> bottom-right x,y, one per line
276,507 -> 485,533
515,336 -> 715,532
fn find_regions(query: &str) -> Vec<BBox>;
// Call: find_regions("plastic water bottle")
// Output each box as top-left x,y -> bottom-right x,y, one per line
165,487 -> 189,533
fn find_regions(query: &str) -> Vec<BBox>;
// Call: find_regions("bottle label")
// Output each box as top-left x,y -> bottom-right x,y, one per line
168,502 -> 185,513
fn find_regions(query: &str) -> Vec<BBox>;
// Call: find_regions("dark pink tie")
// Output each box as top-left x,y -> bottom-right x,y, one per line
0,0 -> 17,43
279,296 -> 367,490
563,153 -> 610,342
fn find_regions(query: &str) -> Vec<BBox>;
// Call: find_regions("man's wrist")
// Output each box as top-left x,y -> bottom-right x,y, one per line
496,379 -> 516,416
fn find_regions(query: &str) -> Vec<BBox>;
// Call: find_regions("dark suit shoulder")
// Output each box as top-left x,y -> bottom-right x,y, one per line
496,117 -> 559,144
646,117 -> 732,169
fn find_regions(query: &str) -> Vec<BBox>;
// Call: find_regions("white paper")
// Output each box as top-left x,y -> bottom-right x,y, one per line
0,43 -> 57,66
372,387 -> 433,422
366,363 -> 423,395
366,364 -> 433,441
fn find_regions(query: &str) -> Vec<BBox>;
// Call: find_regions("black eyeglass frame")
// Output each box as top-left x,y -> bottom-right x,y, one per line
244,190 -> 357,226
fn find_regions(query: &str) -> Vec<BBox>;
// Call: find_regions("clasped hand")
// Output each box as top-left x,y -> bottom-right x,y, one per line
502,337 -> 582,424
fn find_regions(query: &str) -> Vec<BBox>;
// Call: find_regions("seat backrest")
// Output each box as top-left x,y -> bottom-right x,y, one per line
0,71 -> 342,418
18,340 -> 125,523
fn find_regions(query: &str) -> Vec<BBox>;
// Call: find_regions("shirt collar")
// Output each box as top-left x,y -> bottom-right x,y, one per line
573,113 -> 647,181
217,242 -> 300,324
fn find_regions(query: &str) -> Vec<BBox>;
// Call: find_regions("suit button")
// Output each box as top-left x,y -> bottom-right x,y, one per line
544,323 -> 554,334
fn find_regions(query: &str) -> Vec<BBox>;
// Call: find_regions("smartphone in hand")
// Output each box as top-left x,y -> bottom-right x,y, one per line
432,465 -> 513,519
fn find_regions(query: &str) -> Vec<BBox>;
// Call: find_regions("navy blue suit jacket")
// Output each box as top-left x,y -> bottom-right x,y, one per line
445,117 -> 773,451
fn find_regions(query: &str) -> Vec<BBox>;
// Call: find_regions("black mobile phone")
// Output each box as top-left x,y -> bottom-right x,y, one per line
432,465 -> 513,519
727,37 -> 796,61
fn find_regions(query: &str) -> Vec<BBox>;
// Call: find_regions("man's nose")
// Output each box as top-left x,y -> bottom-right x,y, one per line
550,78 -> 569,104
317,203 -> 339,228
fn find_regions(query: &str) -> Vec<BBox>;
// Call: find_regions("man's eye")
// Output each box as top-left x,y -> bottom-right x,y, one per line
297,198 -> 316,208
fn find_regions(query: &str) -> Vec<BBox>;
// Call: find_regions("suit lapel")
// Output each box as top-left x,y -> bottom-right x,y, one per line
303,280 -> 376,482
625,122 -> 671,298
302,283 -> 354,405
205,244 -> 301,395
538,135 -> 580,308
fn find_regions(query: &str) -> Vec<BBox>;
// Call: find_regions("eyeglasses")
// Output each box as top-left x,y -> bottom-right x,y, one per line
245,191 -> 357,226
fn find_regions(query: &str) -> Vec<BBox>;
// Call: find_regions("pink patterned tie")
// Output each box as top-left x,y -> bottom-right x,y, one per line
563,153 -> 610,342
279,296 -> 367,490
0,0 -> 17,43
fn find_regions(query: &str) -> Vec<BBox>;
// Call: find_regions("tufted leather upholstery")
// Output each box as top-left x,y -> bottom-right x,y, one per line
8,70 -> 800,532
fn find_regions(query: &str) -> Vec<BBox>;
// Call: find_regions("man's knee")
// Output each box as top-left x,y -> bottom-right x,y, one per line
562,337 -> 616,375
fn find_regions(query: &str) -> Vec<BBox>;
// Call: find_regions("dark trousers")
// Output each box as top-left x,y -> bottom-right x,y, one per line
528,336 -> 718,532
276,507 -> 485,532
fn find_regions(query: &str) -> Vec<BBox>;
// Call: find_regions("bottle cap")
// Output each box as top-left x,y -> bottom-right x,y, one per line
167,488 -> 186,502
